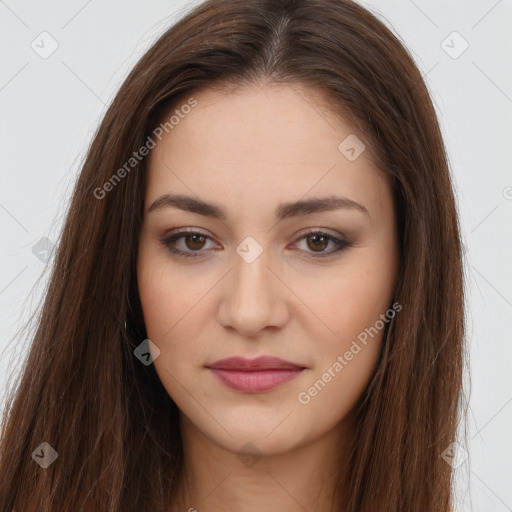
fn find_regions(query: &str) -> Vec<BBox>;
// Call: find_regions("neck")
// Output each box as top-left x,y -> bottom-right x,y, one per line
171,412 -> 354,512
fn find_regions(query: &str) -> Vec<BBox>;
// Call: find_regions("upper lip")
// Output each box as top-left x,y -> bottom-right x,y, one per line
206,356 -> 306,371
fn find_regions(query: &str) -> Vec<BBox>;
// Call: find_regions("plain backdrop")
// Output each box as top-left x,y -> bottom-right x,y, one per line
0,1 -> 511,510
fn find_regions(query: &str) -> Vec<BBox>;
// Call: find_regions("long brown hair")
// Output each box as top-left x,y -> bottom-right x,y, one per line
0,0 -> 466,510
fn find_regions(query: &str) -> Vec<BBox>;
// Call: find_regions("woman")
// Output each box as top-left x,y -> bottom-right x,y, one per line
0,0 -> 466,510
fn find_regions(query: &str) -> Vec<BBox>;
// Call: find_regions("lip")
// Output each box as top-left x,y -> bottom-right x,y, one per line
206,356 -> 306,393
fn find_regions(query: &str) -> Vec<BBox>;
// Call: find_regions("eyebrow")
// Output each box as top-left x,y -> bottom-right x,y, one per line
147,193 -> 369,220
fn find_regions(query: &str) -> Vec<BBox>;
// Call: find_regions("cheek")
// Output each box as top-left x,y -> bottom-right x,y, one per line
137,248 -> 192,364
136,246 -> 219,404
312,255 -> 396,346
137,279 -> 196,411
137,243 -> 211,340
291,288 -> 393,450
297,251 -> 397,408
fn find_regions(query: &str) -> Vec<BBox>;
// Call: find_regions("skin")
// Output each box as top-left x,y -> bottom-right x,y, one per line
137,82 -> 400,512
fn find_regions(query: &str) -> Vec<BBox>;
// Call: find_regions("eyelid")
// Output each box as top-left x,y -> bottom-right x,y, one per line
295,227 -> 348,241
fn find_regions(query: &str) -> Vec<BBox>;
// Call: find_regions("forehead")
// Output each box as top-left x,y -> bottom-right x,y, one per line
145,83 -> 391,219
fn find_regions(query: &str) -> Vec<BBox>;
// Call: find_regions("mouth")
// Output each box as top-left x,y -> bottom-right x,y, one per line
205,356 -> 307,393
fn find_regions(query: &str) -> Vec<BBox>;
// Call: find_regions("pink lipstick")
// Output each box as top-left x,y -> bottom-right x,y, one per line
206,356 -> 306,393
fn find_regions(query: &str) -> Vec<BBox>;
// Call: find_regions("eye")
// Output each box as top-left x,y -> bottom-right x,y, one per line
291,230 -> 350,258
161,228 -> 350,259
161,230 -> 218,258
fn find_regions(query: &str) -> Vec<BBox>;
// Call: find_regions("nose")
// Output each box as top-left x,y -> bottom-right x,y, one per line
216,246 -> 290,338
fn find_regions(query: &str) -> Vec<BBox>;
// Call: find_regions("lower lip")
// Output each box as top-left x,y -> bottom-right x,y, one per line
208,368 -> 304,393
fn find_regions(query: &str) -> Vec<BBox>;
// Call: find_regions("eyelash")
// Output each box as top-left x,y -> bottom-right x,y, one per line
161,229 -> 350,259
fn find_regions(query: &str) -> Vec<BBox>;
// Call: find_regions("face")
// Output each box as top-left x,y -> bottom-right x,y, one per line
137,83 -> 399,457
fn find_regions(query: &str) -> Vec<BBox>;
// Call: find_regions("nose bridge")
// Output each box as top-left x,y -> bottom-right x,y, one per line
217,241 -> 287,336
234,245 -> 272,299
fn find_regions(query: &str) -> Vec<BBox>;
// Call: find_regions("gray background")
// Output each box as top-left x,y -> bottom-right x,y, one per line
1,1 -> 511,510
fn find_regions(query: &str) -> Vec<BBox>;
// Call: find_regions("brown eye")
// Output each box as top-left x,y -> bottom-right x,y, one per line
294,230 -> 350,258
162,229 -> 349,259
184,234 -> 207,250
306,234 -> 329,252
162,231 -> 217,258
